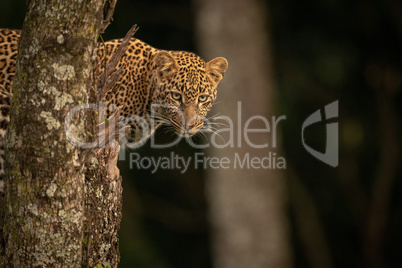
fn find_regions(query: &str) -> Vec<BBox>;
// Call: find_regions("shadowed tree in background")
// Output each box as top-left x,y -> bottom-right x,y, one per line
195,0 -> 293,267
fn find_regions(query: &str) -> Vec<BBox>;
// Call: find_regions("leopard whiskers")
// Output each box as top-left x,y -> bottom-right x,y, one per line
205,121 -> 229,128
197,124 -> 226,144
207,112 -> 222,119
150,110 -> 171,126
161,126 -> 176,136
212,100 -> 223,106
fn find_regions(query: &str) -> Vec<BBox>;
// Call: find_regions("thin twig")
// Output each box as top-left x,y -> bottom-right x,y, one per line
97,24 -> 139,96
100,0 -> 118,34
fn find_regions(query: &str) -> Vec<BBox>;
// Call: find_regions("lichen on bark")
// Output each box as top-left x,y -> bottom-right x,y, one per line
1,0 -> 115,267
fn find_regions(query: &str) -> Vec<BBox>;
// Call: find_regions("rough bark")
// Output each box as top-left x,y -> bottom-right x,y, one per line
82,25 -> 138,267
1,0 -> 120,266
83,134 -> 123,267
195,0 -> 293,267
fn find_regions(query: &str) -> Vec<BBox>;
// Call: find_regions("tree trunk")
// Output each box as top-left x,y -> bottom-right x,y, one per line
1,0 -> 121,266
194,0 -> 293,267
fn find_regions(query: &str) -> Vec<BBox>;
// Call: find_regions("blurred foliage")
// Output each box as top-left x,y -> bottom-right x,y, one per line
1,0 -> 401,267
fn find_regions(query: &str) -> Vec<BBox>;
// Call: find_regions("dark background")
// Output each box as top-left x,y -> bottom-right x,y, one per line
1,0 -> 401,267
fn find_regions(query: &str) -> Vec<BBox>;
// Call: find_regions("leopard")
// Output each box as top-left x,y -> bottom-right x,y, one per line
0,28 -> 228,191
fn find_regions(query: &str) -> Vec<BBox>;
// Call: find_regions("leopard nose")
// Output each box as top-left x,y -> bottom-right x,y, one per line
185,120 -> 196,130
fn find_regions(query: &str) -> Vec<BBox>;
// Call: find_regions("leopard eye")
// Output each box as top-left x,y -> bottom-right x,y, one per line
198,95 -> 208,102
171,92 -> 181,101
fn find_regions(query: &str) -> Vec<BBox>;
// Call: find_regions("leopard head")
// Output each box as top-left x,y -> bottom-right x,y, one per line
152,50 -> 228,137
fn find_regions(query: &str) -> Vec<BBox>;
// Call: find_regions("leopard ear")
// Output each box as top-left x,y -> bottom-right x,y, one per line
206,57 -> 228,87
154,51 -> 178,80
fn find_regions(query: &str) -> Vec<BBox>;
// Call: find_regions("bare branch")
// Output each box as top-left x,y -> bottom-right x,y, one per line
96,105 -> 130,148
101,0 -> 118,33
89,25 -> 139,150
97,24 -> 139,99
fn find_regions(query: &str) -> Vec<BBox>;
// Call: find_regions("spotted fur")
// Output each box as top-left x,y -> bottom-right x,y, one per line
0,28 -> 228,189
